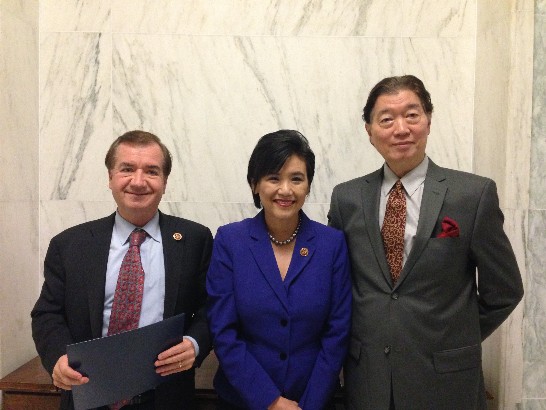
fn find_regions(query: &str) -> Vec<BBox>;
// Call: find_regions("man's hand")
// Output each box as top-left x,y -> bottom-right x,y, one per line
155,337 -> 196,376
268,396 -> 301,410
52,354 -> 89,390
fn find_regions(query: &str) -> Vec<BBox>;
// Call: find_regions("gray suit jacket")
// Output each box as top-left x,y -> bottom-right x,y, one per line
31,211 -> 213,410
328,159 -> 523,410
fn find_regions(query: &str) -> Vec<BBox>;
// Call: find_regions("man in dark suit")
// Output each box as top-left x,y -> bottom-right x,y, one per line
328,75 -> 524,410
31,130 -> 213,410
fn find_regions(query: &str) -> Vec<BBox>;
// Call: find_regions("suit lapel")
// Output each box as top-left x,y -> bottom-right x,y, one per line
248,212 -> 290,311
87,214 -> 115,339
284,213 -> 315,287
396,161 -> 446,287
361,169 -> 393,285
160,212 -> 185,318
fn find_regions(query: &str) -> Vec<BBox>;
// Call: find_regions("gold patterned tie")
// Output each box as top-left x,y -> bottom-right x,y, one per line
381,180 -> 406,284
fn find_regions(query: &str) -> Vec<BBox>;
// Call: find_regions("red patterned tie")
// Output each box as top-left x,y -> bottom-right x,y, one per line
107,229 -> 147,410
381,180 -> 406,284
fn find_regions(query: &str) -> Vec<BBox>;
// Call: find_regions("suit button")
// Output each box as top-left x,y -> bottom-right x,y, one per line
384,346 -> 391,355
391,293 -> 399,300
280,319 -> 288,327
280,352 -> 287,360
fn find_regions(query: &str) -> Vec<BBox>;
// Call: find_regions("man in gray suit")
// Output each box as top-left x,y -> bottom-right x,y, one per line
328,75 -> 523,410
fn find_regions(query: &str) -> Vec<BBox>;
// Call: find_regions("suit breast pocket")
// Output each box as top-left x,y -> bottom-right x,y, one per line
433,344 -> 481,373
423,237 -> 467,263
427,236 -> 465,250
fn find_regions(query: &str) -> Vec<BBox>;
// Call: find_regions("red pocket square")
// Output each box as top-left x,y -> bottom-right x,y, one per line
437,216 -> 459,238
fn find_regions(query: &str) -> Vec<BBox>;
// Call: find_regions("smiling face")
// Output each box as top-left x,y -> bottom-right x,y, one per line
253,154 -> 309,228
108,142 -> 167,226
365,89 -> 431,177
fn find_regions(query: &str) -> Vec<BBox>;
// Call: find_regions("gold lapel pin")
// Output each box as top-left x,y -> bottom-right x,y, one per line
173,232 -> 183,241
300,247 -> 309,257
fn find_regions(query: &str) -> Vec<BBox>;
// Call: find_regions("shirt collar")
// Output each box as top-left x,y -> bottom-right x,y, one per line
382,156 -> 429,197
114,211 -> 161,245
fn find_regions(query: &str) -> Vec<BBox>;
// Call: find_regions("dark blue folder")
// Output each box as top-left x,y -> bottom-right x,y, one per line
67,313 -> 185,410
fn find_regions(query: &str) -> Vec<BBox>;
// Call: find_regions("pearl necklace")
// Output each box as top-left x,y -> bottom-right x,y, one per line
268,217 -> 302,246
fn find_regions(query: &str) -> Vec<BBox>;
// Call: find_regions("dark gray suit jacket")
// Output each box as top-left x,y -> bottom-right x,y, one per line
328,159 -> 523,410
31,211 -> 213,410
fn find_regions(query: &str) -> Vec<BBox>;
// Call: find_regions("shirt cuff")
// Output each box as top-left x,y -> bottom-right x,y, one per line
183,336 -> 199,357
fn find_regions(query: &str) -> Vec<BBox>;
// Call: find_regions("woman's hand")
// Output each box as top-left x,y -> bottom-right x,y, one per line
268,396 -> 301,410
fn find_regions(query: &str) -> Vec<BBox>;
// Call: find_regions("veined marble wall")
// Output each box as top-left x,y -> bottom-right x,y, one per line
38,0 -> 478,249
523,0 -> 546,408
476,1 -> 535,409
0,0 -> 540,408
0,0 -> 39,379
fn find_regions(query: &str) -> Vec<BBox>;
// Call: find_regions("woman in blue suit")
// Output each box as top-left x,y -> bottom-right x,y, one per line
207,130 -> 352,410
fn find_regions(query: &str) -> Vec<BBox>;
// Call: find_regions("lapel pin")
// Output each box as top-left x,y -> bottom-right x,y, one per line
173,232 -> 183,241
300,247 -> 309,257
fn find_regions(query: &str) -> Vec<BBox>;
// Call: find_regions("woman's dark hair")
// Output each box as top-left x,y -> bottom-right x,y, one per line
247,130 -> 315,208
362,75 -> 434,124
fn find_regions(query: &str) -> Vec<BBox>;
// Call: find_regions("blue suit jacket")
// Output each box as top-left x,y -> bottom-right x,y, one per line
207,211 -> 351,410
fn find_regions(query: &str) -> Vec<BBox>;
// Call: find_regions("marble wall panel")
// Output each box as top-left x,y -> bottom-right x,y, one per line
473,0 -> 512,199
110,0 -> 474,37
0,0 -> 39,378
402,0 -> 476,38
112,34 -> 475,210
521,1 -> 546,406
39,200 -> 116,267
402,38 -> 475,172
40,0 -> 110,33
0,0 -> 37,23
530,10 -> 546,209
112,0 -> 475,37
0,201 -> 39,374
523,210 -> 546,398
159,202 -> 257,237
523,316 -> 546,400
522,400 -> 546,410
112,34 -> 402,206
518,0 -> 535,11
505,8 -> 534,210
111,0 -> 398,37
0,0 -> 38,202
301,203 -> 330,227
39,32 -> 112,201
